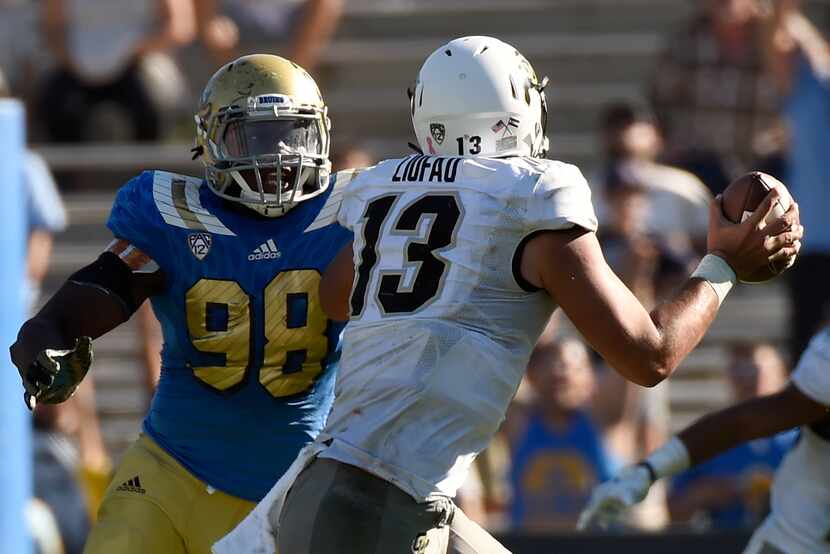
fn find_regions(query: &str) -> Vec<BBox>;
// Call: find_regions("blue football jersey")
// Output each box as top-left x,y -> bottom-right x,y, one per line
107,170 -> 353,501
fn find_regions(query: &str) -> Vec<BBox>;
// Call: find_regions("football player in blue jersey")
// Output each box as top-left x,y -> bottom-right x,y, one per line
10,54 -> 354,554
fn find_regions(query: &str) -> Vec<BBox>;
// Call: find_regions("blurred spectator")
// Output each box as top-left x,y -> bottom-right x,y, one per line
762,0 -> 830,359
26,498 -> 65,554
595,103 -> 711,257
597,177 -> 694,308
38,0 -> 196,142
196,0 -> 343,71
0,67 -> 68,309
0,1 -> 40,97
651,0 -> 783,193
23,150 -> 68,310
669,342 -> 795,529
504,336 -> 620,531
331,143 -> 374,172
599,178 -> 662,306
593,103 -> 711,308
33,379 -> 112,554
194,0 -> 240,64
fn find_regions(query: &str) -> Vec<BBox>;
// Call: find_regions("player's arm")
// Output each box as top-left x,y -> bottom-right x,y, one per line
578,382 -> 828,529
9,239 -> 166,407
521,189 -> 801,387
319,241 -> 354,321
679,383 -> 826,465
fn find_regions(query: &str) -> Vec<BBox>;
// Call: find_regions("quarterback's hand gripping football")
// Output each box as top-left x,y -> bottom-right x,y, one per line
11,337 -> 93,409
577,464 -> 653,531
706,190 -> 802,282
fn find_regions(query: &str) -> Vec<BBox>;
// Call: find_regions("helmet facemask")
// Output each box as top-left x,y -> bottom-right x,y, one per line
199,94 -> 331,217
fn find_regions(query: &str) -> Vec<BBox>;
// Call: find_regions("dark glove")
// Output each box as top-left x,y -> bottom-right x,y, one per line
11,336 -> 93,409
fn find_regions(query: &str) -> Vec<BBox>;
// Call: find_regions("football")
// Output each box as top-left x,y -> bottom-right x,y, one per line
721,171 -> 795,283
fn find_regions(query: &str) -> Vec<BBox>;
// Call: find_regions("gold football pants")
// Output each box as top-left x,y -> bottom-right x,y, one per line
83,434 -> 255,554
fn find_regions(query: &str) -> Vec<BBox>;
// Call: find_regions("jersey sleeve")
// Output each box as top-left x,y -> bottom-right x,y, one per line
524,161 -> 598,236
791,329 -> 830,407
106,171 -> 166,263
335,170 -> 363,231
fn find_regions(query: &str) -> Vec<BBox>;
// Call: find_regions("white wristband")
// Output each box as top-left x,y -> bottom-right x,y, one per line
691,254 -> 737,306
644,437 -> 691,480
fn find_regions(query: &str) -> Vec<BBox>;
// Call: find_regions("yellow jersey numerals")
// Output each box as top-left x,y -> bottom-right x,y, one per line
185,270 -> 328,397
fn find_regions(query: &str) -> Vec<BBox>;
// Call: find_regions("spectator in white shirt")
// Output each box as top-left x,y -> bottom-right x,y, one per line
39,0 -> 196,142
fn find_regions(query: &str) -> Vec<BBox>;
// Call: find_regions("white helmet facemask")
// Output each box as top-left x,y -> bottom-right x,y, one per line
411,36 -> 549,159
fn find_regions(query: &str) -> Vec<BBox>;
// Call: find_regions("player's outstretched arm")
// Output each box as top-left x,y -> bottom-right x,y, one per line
521,189 -> 801,387
9,239 -> 165,407
578,382 -> 828,530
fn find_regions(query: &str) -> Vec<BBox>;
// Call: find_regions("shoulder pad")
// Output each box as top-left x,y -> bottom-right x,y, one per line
151,171 -> 235,236
304,169 -> 363,233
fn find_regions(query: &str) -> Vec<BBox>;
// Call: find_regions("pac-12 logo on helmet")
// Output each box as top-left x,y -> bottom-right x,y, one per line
429,123 -> 446,145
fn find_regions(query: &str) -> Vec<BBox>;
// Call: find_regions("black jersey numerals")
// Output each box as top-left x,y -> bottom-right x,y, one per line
351,193 -> 462,316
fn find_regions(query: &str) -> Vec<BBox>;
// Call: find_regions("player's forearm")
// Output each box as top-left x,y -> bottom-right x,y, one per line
679,389 -> 814,466
640,388 -> 811,485
13,282 -> 131,366
636,252 -> 736,385
540,232 -> 725,387
679,401 -> 775,467
588,274 -> 720,388
645,277 -> 720,380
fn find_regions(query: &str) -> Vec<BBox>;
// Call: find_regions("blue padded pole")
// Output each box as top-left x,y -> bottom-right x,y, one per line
0,98 -> 31,554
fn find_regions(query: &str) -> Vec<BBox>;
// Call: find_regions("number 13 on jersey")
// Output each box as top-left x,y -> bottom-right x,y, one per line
351,193 -> 462,316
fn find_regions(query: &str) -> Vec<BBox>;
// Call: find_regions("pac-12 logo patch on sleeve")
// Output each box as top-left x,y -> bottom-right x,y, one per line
188,232 -> 213,260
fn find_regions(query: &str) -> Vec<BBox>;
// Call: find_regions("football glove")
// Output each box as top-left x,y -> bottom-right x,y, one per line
17,337 -> 93,409
577,464 -> 653,530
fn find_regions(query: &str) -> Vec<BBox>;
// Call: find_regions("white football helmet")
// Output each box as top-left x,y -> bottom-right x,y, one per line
411,36 -> 549,159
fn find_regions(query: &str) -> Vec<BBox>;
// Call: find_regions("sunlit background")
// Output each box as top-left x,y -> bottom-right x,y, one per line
2,0 -> 829,552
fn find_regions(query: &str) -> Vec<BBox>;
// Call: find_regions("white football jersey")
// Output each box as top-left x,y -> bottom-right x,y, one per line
757,328 -> 830,553
318,155 -> 598,501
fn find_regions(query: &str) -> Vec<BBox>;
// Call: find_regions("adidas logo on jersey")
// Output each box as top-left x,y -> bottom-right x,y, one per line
249,239 -> 282,261
116,476 -> 146,494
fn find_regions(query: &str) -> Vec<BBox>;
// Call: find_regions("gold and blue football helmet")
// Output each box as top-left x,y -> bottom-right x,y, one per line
195,54 -> 331,217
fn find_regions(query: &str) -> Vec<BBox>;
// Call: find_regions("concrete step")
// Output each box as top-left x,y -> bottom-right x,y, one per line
319,32 -> 662,66
336,0 -> 692,39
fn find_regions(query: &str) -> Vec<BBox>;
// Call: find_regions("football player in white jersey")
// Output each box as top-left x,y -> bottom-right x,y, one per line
214,36 -> 802,554
579,326 -> 830,554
